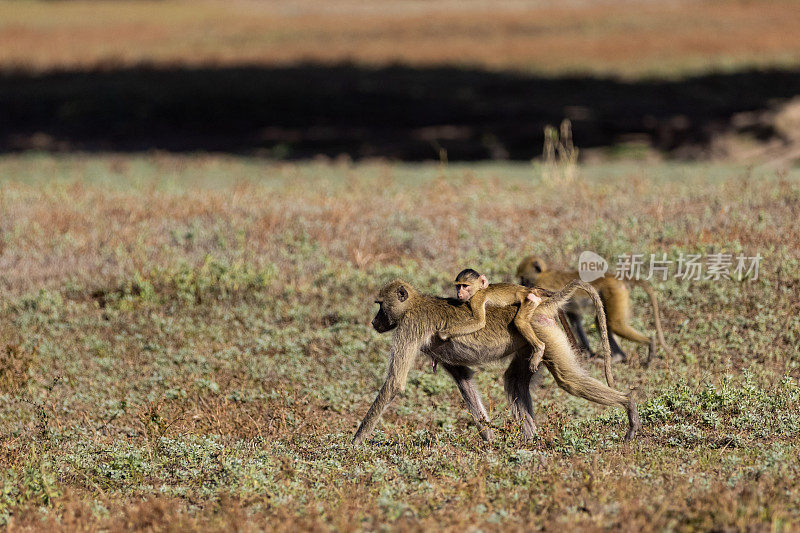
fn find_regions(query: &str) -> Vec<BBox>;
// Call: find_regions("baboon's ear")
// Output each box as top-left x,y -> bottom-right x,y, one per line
397,285 -> 408,302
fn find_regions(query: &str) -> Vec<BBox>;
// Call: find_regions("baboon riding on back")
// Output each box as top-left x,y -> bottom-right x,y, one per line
353,279 -> 640,445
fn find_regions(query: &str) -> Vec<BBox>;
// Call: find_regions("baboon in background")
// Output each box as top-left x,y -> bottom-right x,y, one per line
353,279 -> 639,445
516,256 -> 671,365
442,269 -> 614,386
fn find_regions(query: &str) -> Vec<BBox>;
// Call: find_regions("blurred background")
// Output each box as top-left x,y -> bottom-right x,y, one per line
2,0 -> 800,164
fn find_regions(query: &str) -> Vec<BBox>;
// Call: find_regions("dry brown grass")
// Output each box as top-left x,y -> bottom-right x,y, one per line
2,0 -> 800,76
2,155 -> 798,295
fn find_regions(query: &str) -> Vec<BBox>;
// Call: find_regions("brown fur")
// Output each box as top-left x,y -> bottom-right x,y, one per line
441,270 -> 581,373
443,271 -> 613,387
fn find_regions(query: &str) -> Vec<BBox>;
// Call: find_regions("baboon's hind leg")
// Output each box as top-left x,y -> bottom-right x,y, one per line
625,396 -> 641,441
608,319 -> 654,363
503,350 -> 538,440
543,350 -> 640,440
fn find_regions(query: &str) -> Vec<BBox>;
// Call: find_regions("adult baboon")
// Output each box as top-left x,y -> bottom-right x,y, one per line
353,279 -> 639,445
516,256 -> 671,364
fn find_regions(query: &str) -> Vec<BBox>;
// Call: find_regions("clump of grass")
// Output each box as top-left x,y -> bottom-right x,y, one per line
0,454 -> 60,525
541,119 -> 579,183
0,333 -> 36,393
90,257 -> 278,309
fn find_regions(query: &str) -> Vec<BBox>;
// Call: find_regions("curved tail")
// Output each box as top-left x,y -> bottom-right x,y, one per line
583,282 -> 615,388
630,280 -> 672,361
545,280 -> 615,388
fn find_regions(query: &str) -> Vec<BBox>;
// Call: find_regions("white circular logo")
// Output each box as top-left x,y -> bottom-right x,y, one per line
578,251 -> 608,282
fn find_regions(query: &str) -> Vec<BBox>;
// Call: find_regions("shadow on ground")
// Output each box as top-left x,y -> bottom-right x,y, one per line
1,64 -> 799,159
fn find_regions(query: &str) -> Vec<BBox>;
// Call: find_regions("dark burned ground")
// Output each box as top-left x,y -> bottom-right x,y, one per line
2,64 -> 799,160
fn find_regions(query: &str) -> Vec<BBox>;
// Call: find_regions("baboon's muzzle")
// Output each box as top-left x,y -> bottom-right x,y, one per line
371,309 -> 395,333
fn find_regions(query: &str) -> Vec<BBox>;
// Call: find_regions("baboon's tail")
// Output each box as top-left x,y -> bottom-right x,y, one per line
582,281 -> 615,388
631,280 -> 672,359
540,279 -> 615,387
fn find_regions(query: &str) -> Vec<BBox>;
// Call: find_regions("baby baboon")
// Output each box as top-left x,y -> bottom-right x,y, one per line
440,269 -> 611,385
517,256 -> 671,365
438,268 -> 548,367
353,279 -> 639,445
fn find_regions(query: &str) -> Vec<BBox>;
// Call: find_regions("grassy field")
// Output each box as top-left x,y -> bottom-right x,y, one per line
0,154 -> 799,530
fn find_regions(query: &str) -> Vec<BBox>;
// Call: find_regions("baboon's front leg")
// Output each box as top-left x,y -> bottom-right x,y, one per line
353,379 -> 399,445
353,334 -> 421,445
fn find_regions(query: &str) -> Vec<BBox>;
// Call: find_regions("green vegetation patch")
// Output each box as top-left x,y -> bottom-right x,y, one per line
0,155 -> 798,529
